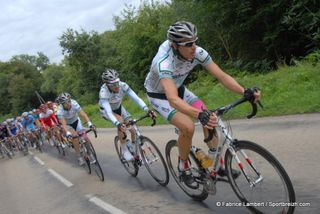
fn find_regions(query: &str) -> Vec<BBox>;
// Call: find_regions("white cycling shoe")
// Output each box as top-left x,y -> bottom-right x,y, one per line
122,149 -> 134,162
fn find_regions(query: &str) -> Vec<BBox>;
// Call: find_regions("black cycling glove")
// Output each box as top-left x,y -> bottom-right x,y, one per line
198,110 -> 212,126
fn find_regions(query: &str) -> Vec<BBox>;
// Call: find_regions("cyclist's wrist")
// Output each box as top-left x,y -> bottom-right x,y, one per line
87,121 -> 93,128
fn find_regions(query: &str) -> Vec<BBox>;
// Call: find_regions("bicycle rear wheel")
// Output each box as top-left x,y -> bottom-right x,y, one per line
225,140 -> 295,214
114,136 -> 139,177
139,136 -> 169,186
165,140 -> 209,201
87,143 -> 104,182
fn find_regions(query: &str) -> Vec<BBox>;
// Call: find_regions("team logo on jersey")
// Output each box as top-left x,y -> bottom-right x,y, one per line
199,50 -> 204,55
161,107 -> 170,113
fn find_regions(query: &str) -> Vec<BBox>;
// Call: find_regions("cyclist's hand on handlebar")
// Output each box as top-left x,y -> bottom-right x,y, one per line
116,123 -> 126,132
244,87 -> 261,103
198,110 -> 218,129
66,131 -> 73,140
147,110 -> 157,119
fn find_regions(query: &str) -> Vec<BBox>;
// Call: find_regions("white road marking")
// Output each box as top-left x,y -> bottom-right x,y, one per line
28,151 -> 34,155
87,195 -> 127,214
34,156 -> 45,165
48,168 -> 73,187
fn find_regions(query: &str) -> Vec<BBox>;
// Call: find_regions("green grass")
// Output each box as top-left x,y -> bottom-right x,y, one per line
85,61 -> 320,127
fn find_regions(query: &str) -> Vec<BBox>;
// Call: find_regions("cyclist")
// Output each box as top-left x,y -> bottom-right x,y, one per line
144,21 -> 261,188
6,118 -> 20,151
47,101 -> 59,114
39,103 -> 60,146
56,92 -> 95,166
99,69 -> 156,161
21,112 -> 39,148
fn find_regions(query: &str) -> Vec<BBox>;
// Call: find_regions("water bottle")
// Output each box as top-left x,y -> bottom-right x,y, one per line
126,139 -> 135,154
192,146 -> 213,169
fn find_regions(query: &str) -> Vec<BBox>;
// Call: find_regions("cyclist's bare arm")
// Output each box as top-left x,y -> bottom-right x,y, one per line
79,110 -> 91,125
160,78 -> 200,118
205,62 -> 245,95
59,117 -> 69,134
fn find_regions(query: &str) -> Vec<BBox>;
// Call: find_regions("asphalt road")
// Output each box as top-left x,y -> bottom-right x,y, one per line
0,113 -> 319,214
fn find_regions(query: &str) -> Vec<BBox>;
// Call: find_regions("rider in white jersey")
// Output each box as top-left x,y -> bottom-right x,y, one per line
56,92 -> 95,165
99,69 -> 156,161
144,21 -> 261,188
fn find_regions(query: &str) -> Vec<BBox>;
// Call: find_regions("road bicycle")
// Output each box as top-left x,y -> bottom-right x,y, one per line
114,114 -> 169,186
0,139 -> 13,159
49,125 -> 68,156
72,128 -> 104,182
165,91 -> 296,214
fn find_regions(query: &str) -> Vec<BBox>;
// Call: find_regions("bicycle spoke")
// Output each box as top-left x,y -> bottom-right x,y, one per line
225,140 -> 295,214
114,136 -> 139,177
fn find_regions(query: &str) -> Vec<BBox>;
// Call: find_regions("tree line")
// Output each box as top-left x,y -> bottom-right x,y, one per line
0,0 -> 319,116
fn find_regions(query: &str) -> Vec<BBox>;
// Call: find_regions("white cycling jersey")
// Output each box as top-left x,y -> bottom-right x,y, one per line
144,40 -> 212,93
56,99 -> 81,125
99,81 -> 148,126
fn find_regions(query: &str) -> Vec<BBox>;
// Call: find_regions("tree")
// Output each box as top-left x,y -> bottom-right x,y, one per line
59,29 -> 104,101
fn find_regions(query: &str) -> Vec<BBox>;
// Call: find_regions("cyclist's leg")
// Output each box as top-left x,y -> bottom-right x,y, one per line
147,95 -> 198,188
120,107 -> 136,142
67,121 -> 84,165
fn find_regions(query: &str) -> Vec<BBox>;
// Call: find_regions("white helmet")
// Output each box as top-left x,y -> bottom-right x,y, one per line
167,21 -> 197,42
21,112 -> 28,117
101,69 -> 119,83
58,92 -> 71,104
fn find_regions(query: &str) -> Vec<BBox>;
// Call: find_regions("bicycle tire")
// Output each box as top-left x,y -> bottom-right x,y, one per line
225,140 -> 296,214
165,140 -> 209,201
36,140 -> 43,153
114,136 -> 139,177
88,143 -> 104,182
4,146 -> 13,159
83,156 -> 91,174
139,136 -> 169,186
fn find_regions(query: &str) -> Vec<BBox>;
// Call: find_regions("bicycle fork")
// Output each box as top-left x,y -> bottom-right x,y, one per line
227,143 -> 264,187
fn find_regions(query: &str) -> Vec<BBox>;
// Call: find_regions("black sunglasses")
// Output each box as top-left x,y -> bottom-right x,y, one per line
176,38 -> 198,47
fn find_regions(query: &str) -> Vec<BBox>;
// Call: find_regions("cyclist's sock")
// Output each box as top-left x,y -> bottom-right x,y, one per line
208,148 -> 216,159
178,157 -> 190,171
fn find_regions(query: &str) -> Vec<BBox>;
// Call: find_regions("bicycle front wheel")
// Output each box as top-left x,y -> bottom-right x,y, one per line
225,140 -> 295,214
87,143 -> 104,182
139,136 -> 169,186
114,136 -> 139,177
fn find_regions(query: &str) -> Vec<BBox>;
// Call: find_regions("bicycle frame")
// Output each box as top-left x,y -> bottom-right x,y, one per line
122,115 -> 156,156
211,116 -> 264,188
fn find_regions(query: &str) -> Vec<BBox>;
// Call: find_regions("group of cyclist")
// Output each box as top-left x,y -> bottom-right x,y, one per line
1,21 -> 261,188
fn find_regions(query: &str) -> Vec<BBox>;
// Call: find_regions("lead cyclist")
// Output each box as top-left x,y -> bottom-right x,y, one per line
144,21 -> 261,189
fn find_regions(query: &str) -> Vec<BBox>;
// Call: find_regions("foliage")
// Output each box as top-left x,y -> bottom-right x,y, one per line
1,0 -> 319,118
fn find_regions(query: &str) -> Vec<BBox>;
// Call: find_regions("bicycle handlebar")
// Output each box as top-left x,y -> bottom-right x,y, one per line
121,113 -> 157,140
70,128 -> 97,139
203,94 -> 263,143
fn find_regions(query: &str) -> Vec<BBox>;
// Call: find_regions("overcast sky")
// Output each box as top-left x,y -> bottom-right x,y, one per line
0,0 -> 151,64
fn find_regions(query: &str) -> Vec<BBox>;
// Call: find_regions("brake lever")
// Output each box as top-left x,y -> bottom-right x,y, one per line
151,118 -> 156,127
204,129 -> 214,143
122,131 -> 127,140
93,129 -> 97,138
247,101 -> 257,119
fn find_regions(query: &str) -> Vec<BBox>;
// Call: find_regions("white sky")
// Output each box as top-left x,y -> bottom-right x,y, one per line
0,0 -> 155,64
